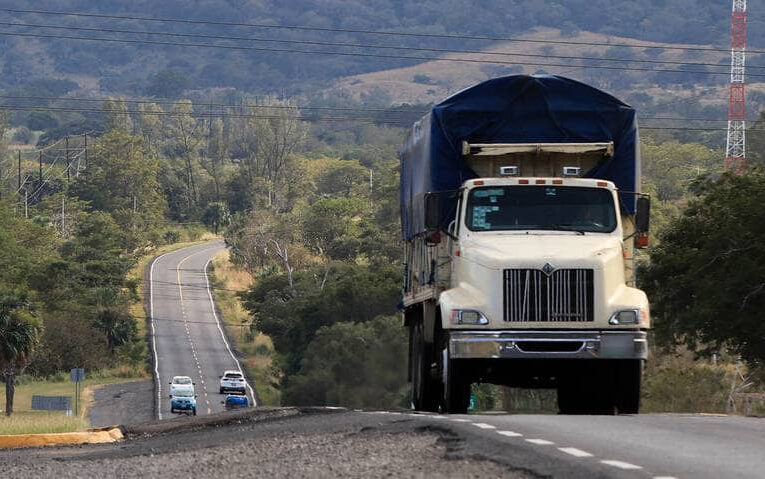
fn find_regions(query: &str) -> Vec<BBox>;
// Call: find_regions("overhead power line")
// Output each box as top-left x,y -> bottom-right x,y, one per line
0,104 -> 753,132
0,95 -> 754,122
0,95 -> 424,115
2,7 -> 757,55
0,30 -> 758,79
0,21 -> 755,71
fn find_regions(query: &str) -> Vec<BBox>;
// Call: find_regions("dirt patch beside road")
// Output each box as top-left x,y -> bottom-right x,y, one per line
89,381 -> 153,428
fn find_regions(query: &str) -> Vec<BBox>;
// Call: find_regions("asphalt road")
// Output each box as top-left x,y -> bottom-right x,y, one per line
5,408 -> 764,478
149,241 -> 255,419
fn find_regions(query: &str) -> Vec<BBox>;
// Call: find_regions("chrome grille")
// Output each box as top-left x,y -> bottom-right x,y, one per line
503,269 -> 594,322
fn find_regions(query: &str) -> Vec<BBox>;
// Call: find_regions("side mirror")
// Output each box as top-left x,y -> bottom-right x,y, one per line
635,196 -> 650,234
635,196 -> 651,249
192,382 -> 196,385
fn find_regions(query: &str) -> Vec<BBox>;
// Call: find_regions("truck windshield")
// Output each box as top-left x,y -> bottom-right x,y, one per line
466,186 -> 617,233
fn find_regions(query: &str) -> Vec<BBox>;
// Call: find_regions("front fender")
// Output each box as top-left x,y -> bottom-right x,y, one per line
439,282 -> 492,330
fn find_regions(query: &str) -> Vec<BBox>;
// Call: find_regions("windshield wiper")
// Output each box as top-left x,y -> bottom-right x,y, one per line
545,224 -> 586,235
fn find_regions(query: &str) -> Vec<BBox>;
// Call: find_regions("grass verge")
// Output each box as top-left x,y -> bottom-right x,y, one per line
0,369 -> 144,435
209,250 -> 281,406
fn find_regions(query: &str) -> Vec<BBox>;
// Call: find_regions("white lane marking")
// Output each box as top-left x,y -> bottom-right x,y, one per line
324,406 -> 346,410
559,447 -> 594,458
472,423 -> 496,430
149,249 -> 178,421
653,477 -> 678,479
204,258 -> 258,407
430,415 -> 447,419
450,418 -> 470,422
525,439 -> 555,445
497,431 -> 523,437
600,460 -> 642,470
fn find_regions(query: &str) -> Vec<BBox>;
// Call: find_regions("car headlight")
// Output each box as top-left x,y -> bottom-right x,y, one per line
450,309 -> 489,325
608,309 -> 642,325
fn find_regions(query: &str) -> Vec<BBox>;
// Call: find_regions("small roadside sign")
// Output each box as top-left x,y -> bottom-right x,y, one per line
70,368 -> 85,416
70,368 -> 85,383
469,393 -> 477,411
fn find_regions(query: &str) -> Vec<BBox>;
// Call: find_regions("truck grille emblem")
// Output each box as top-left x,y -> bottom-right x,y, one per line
541,263 -> 555,276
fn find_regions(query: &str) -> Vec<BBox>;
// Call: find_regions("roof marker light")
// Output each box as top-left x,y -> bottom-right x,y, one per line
563,166 -> 581,177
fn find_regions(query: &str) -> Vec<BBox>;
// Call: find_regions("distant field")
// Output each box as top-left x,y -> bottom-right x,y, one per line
0,374 -> 141,435
328,26 -> 758,111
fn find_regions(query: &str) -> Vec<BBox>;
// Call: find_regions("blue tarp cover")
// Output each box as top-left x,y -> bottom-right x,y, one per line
399,75 -> 639,240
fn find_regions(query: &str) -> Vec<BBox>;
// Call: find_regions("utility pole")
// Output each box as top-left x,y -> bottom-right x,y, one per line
725,0 -> 747,172
24,190 -> 28,219
65,136 -> 70,182
61,196 -> 65,236
39,151 -> 42,182
17,150 -> 21,191
84,133 -> 88,171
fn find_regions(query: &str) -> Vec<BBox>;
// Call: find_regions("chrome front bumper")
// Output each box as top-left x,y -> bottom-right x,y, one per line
449,330 -> 648,360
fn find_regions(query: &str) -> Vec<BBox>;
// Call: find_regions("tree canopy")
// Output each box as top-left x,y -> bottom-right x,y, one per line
642,171 -> 765,367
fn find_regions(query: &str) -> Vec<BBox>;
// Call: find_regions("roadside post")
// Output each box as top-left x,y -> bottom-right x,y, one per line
70,368 -> 85,416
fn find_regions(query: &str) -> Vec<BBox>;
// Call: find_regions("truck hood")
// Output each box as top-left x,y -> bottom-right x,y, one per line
460,233 -> 622,270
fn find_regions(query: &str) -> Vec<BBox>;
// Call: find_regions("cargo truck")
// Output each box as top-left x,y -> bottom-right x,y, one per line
400,75 -> 650,415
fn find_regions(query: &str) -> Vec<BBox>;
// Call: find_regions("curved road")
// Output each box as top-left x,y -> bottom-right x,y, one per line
149,241 -> 255,419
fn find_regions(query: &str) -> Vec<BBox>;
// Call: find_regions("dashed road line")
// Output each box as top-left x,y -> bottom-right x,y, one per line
497,431 -> 523,438
600,460 -> 642,470
472,423 -> 496,430
450,418 -> 470,422
559,447 -> 594,458
525,439 -> 555,445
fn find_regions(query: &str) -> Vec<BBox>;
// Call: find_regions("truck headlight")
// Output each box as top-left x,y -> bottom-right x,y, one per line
608,309 -> 642,325
451,310 -> 489,325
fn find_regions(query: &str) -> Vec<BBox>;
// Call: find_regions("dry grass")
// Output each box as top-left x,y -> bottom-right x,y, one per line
209,250 -> 281,406
327,26 -> 743,109
0,374 -> 141,435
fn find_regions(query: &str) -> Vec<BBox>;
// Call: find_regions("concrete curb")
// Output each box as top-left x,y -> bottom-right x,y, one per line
0,427 -> 123,449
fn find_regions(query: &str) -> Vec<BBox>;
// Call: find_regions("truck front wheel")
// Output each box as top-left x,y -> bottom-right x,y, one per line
410,321 -> 439,412
440,345 -> 471,414
615,360 -> 642,414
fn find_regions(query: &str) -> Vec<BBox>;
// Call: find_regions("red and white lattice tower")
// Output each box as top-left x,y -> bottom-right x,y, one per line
725,0 -> 747,172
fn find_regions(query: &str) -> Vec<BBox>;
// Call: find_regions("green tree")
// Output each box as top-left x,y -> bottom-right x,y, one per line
284,316 -> 407,408
145,69 -> 189,99
102,97 -> 133,132
642,171 -> 765,366
315,160 -> 369,198
202,201 -> 231,234
242,263 -> 400,378
93,309 -> 136,350
72,131 -> 165,246
0,290 -> 42,416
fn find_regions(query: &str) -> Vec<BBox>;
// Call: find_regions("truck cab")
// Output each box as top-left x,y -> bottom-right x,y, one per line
404,141 -> 650,415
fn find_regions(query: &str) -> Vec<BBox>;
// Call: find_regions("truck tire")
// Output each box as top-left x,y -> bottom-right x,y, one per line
615,360 -> 642,414
440,345 -> 471,414
410,321 -> 438,412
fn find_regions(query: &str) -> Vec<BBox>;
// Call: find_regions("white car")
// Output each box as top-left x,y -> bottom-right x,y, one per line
219,370 -> 247,394
169,376 -> 195,398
